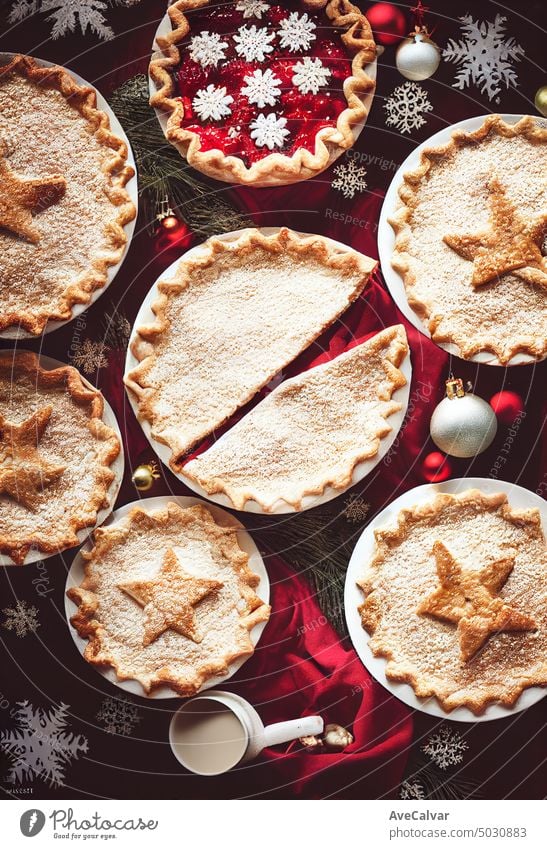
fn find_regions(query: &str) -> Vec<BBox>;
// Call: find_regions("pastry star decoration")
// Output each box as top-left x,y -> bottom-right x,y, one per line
0,143 -> 66,244
417,541 -> 536,662
0,406 -> 66,510
443,177 -> 546,288
118,548 -> 223,646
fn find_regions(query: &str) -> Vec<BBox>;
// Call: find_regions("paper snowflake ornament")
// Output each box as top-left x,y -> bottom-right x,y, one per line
242,69 -> 282,108
193,84 -> 234,121
400,779 -> 425,800
189,31 -> 229,68
0,701 -> 88,787
236,0 -> 269,19
343,493 -> 370,523
443,15 -> 524,103
234,24 -> 275,62
70,338 -> 109,375
96,696 -> 140,736
332,158 -> 368,199
292,57 -> 331,95
9,0 -> 142,41
422,725 -> 468,770
2,600 -> 40,638
278,11 -> 316,52
250,112 -> 290,149
384,81 -> 433,135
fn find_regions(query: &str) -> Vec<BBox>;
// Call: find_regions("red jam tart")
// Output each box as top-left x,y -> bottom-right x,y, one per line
150,0 -> 376,185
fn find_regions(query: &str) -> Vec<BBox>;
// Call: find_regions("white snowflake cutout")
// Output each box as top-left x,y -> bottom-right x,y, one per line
2,600 -> 40,638
96,696 -> 140,736
332,158 -> 368,199
422,725 -> 469,770
343,493 -> 370,523
250,112 -> 290,149
236,0 -> 269,19
292,57 -> 331,94
278,12 -> 316,52
242,68 -> 281,108
384,81 -> 433,135
193,84 -> 234,122
442,15 -> 524,103
234,24 -> 275,62
189,31 -> 229,68
71,339 -> 109,375
400,779 -> 425,800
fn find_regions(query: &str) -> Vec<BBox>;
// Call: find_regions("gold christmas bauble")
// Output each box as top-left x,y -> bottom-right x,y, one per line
534,85 -> 547,118
132,463 -> 159,491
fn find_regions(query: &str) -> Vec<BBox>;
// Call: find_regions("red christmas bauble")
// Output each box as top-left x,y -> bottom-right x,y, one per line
422,451 -> 452,483
489,391 -> 524,426
365,3 -> 407,46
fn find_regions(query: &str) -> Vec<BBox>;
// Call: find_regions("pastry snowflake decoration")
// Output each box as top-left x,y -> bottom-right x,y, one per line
234,24 -> 275,62
193,84 -> 234,122
236,0 -> 270,18
292,57 -> 331,94
279,11 -> 316,52
189,31 -> 229,68
250,112 -> 290,149
242,68 -> 281,108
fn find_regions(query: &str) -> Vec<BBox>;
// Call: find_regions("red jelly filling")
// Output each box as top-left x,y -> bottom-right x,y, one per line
173,2 -> 354,166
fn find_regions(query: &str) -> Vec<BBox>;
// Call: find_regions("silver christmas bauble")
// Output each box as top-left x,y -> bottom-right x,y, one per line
430,381 -> 497,458
396,32 -> 440,81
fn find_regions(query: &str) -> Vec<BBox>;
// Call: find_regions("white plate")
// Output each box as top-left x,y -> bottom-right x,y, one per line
64,495 -> 270,699
0,352 -> 124,567
149,13 -> 377,185
124,226 -> 412,514
345,477 -> 547,722
378,113 -> 545,367
0,53 -> 138,340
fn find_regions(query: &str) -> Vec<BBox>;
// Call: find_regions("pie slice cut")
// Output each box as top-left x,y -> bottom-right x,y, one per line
125,227 -> 377,469
183,324 -> 408,511
0,351 -> 120,565
67,502 -> 271,695
357,489 -> 547,714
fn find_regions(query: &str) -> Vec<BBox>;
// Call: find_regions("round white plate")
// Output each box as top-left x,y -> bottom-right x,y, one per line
124,226 -> 412,514
64,495 -> 270,699
345,477 -> 547,722
0,53 -> 138,340
149,13 -> 377,185
0,352 -> 124,567
378,113 -> 545,367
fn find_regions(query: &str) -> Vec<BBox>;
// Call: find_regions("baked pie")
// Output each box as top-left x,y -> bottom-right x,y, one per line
0,55 -> 135,335
125,227 -> 377,469
150,0 -> 376,185
390,115 -> 547,364
0,351 -> 120,565
183,325 -> 408,511
67,501 -> 271,695
358,490 -> 547,714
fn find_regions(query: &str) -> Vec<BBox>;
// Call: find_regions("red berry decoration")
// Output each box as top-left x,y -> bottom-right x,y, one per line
422,451 -> 452,483
489,391 -> 524,426
365,3 -> 407,46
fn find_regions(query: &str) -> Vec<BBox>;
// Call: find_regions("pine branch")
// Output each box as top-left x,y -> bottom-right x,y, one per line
108,74 -> 252,236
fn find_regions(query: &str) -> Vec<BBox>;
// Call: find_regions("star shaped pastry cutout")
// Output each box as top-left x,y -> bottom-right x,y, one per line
443,177 -> 546,288
0,144 -> 66,244
0,406 -> 66,511
417,541 -> 536,662
118,548 -> 224,646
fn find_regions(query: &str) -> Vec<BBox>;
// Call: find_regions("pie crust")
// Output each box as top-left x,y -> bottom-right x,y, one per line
149,0 -> 376,185
0,351 -> 120,565
0,55 -> 136,335
67,501 -> 271,695
389,115 -> 547,364
358,490 -> 547,714
125,227 -> 377,469
183,324 -> 408,511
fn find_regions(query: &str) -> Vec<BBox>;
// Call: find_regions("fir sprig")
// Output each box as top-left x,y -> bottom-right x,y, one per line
108,74 -> 252,236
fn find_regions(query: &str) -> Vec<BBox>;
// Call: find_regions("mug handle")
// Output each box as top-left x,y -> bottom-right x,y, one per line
263,716 -> 324,748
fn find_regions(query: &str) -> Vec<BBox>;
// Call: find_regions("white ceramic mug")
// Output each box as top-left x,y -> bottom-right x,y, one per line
169,689 -> 324,776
